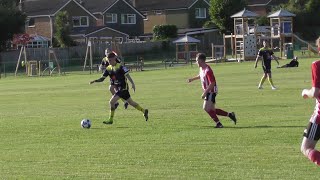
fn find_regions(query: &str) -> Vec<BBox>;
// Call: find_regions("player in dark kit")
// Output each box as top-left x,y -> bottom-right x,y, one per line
99,48 -> 129,109
90,52 -> 148,124
254,40 -> 279,90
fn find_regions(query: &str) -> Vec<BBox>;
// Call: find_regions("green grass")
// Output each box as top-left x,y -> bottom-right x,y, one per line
1,58 -> 320,179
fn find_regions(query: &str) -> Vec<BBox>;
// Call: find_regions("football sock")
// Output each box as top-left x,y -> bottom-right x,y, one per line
134,104 -> 145,113
109,110 -> 115,121
207,110 -> 220,123
308,149 -> 320,166
216,109 -> 228,116
259,76 -> 266,87
268,77 -> 275,87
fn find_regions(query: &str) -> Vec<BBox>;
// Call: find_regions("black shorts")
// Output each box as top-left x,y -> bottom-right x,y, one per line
115,90 -> 131,100
303,122 -> 320,141
262,64 -> 271,73
204,92 -> 216,103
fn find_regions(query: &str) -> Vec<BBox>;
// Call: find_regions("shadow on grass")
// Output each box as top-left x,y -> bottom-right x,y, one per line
200,125 -> 305,129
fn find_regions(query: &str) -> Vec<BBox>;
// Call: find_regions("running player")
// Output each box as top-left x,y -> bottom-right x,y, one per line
90,52 -> 148,124
187,53 -> 237,128
100,48 -> 128,109
301,60 -> 320,166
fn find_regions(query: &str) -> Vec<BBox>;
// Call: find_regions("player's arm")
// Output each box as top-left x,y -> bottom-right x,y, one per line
272,54 -> 280,66
187,75 -> 200,83
89,70 -> 109,84
89,76 -> 106,84
125,73 -> 135,92
302,62 -> 320,99
254,55 -> 260,68
302,87 -> 320,99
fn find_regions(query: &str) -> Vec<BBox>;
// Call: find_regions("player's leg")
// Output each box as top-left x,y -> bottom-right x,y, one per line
109,85 -> 119,109
103,94 -> 121,124
203,93 -> 222,128
258,69 -> 267,89
266,66 -> 276,89
301,121 -> 320,166
215,109 -> 237,125
120,90 -> 148,121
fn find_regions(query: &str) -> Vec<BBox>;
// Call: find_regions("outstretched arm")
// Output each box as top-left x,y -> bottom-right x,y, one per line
125,74 -> 136,92
187,75 -> 200,83
89,77 -> 106,84
302,87 -> 320,99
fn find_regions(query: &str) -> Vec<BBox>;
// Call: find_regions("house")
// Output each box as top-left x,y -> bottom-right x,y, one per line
246,0 -> 289,16
76,0 -> 145,37
129,0 -> 211,34
22,0 -> 144,46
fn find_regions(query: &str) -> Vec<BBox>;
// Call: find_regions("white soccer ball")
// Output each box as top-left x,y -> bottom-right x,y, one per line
81,119 -> 91,129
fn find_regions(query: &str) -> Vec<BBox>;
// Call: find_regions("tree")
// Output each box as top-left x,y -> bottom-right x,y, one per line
0,0 -> 26,51
54,11 -> 73,48
209,0 -> 246,33
283,0 -> 320,40
153,25 -> 178,41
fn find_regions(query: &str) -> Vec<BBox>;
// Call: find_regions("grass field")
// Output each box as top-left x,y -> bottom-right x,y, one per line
1,58 -> 320,179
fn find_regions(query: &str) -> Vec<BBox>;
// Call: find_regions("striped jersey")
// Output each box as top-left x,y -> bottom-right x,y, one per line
311,60 -> 320,124
199,65 -> 217,93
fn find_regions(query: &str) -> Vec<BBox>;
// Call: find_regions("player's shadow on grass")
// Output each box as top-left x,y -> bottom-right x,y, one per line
200,125 -> 305,129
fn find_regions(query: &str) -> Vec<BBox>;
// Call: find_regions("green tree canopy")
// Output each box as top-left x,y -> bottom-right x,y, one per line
209,0 -> 246,33
54,11 -> 73,48
283,0 -> 320,40
0,0 -> 25,51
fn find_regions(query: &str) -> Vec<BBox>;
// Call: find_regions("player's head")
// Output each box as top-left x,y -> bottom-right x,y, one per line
263,40 -> 269,48
107,52 -> 117,65
105,48 -> 110,56
196,53 -> 206,67
293,56 -> 298,61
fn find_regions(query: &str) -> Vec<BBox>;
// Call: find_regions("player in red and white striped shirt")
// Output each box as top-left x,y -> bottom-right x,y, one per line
187,53 -> 237,128
301,60 -> 320,166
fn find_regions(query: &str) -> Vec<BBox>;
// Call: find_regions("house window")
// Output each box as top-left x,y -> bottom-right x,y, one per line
195,8 -> 206,19
27,18 -> 35,27
26,41 -> 49,48
106,13 -> 117,23
72,16 -> 89,27
121,14 -> 136,24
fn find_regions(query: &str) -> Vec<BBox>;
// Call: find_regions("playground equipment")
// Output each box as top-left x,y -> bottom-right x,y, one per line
173,35 -> 200,63
225,9 -> 259,61
41,49 -> 61,76
83,37 -> 122,71
224,9 -> 297,61
268,9 -> 296,58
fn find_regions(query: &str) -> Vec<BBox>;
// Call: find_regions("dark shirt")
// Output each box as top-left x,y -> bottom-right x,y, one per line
102,63 -> 129,90
258,47 -> 274,66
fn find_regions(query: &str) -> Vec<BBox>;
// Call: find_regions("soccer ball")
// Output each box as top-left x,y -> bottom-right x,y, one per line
81,119 -> 91,129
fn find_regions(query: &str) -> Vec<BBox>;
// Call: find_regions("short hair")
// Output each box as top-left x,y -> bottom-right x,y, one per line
107,52 -> 116,58
196,53 -> 206,61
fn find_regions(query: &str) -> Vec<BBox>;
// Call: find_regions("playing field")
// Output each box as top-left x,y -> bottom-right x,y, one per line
1,58 -> 320,179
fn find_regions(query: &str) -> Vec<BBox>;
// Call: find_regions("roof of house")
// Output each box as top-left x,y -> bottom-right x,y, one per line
173,35 -> 200,43
231,8 -> 259,18
267,9 -> 296,17
134,0 -> 209,11
75,0 -> 117,13
247,0 -> 289,6
24,0 -> 70,16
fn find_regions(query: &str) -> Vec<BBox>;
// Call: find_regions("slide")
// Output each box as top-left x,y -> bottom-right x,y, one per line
293,33 -> 319,54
